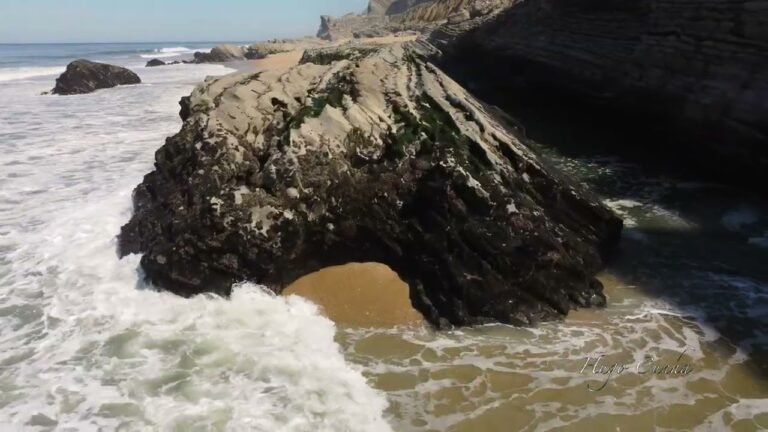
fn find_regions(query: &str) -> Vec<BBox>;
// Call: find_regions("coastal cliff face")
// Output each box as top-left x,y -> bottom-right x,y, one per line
317,0 -> 499,40
401,0 -> 513,23
434,0 -> 768,186
368,0 -> 433,16
119,42 -> 622,327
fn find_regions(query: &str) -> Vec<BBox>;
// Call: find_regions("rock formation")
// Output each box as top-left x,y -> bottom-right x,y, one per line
317,0 -> 431,40
317,0 -> 511,40
434,0 -> 768,187
193,44 -> 246,63
119,42 -> 622,327
244,43 -> 291,60
51,59 -> 141,95
401,0 -> 512,24
145,59 -> 166,67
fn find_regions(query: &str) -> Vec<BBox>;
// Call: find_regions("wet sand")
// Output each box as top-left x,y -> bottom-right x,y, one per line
283,263 -> 425,328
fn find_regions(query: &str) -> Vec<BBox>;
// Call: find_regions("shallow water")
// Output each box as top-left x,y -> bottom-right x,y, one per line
332,124 -> 768,431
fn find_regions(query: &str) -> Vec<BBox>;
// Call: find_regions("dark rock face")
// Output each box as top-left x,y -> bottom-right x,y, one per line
119,42 -> 622,328
145,59 -> 166,67
434,0 -> 768,187
52,60 -> 141,95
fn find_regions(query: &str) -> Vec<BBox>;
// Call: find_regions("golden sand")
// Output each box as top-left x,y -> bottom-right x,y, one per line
283,263 -> 425,328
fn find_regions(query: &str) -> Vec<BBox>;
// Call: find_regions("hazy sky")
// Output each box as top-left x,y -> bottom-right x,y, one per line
0,0 -> 368,43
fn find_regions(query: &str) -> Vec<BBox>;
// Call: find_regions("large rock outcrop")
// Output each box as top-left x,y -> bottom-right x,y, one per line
145,59 -> 167,67
434,0 -> 768,187
317,0 -> 510,40
317,0 -> 430,40
118,42 -> 622,327
51,60 -> 141,95
193,44 -> 246,63
401,0 -> 512,24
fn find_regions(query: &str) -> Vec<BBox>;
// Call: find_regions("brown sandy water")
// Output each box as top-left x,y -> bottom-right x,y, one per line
285,152 -> 768,431
284,263 -> 424,328
289,265 -> 768,431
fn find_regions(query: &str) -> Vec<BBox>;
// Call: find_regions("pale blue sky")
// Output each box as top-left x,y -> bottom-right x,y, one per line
0,0 -> 368,43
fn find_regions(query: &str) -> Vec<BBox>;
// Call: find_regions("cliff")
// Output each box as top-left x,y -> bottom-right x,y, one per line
433,0 -> 768,186
316,0 -> 501,40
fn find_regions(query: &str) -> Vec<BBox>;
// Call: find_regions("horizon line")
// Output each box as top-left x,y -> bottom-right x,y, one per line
0,39 -> 308,45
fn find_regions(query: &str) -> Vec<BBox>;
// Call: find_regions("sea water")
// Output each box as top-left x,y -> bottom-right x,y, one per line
0,43 -> 390,431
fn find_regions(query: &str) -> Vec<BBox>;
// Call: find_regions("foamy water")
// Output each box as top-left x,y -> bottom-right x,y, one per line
0,53 -> 390,431
139,47 -> 208,59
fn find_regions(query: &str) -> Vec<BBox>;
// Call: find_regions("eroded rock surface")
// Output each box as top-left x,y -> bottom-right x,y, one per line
119,42 -> 622,327
52,59 -> 141,95
434,0 -> 768,186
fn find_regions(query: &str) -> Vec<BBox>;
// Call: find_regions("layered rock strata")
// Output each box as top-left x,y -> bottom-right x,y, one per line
119,42 -> 622,327
433,0 -> 768,186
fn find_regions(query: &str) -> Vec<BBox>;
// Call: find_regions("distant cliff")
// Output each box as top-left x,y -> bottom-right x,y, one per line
317,0 -> 507,40
367,0 -> 433,15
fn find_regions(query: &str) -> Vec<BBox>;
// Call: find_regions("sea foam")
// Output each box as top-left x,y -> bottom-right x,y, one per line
0,66 -> 65,82
140,46 -> 207,58
0,62 -> 390,431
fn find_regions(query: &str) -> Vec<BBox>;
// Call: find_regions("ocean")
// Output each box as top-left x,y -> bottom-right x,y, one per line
1,43 -> 767,431
0,43 -> 390,431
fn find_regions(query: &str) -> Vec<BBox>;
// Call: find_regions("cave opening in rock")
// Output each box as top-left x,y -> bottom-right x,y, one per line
283,262 -> 426,328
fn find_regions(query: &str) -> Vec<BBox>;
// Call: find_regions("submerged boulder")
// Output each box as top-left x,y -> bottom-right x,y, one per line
52,59 -> 141,95
119,42 -> 622,327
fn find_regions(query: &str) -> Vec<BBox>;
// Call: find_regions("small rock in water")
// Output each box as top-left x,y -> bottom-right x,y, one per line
51,59 -> 141,95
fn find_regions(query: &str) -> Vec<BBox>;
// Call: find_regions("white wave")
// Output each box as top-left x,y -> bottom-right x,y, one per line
0,63 -> 390,431
157,46 -> 193,53
0,66 -> 65,82
140,46 -> 209,59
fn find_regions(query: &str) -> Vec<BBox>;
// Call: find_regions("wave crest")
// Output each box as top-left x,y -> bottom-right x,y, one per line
0,66 -> 65,82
